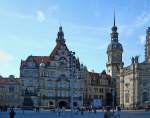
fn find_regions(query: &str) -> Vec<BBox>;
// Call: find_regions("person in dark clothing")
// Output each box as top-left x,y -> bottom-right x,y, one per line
36,107 -> 39,112
81,107 -> 84,115
93,107 -> 96,114
9,109 -> 16,118
104,107 -> 112,118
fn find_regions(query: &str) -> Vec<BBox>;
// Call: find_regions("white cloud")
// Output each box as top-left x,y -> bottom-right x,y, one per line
36,10 -> 45,22
0,51 -> 13,61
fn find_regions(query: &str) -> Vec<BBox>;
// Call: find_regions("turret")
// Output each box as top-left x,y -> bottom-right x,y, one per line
56,26 -> 65,44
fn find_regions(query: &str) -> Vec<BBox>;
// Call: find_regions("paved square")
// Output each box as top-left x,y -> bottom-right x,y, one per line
1,110 -> 150,118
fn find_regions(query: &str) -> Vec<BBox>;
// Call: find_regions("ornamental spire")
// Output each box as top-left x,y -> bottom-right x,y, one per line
111,11 -> 118,42
56,26 -> 65,44
114,11 -> 116,26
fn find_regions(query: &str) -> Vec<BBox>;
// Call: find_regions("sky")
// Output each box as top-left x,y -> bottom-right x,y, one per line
0,0 -> 150,77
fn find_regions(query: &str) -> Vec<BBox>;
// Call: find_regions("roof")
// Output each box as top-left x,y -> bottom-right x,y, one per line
49,42 -> 62,61
88,72 -> 100,79
32,56 -> 49,64
0,76 -> 21,85
20,26 -> 81,69
88,71 -> 111,80
20,41 -> 82,69
21,56 -> 49,67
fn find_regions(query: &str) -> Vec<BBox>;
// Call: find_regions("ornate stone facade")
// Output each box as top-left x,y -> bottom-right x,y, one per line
120,27 -> 150,109
20,26 -> 86,108
0,75 -> 21,107
84,70 -> 113,106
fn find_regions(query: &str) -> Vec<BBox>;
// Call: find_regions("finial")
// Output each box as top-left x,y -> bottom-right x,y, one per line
111,10 -> 117,32
59,25 -> 62,32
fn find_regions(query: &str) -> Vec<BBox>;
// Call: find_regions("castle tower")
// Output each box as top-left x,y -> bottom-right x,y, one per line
106,13 -> 123,105
145,27 -> 150,63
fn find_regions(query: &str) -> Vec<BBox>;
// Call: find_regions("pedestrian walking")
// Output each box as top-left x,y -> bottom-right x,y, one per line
56,107 -> 61,116
81,107 -> 84,115
104,107 -> 112,118
36,107 -> 39,112
114,106 -> 121,118
93,107 -> 96,114
9,109 -> 16,118
62,107 -> 65,115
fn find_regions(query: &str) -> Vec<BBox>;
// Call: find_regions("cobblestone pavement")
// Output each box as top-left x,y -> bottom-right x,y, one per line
0,110 -> 150,118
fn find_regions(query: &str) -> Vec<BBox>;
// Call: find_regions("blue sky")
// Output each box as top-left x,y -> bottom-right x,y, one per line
0,0 -> 150,77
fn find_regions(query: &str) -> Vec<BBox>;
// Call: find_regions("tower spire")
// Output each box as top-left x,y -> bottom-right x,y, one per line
111,11 -> 118,42
114,10 -> 116,26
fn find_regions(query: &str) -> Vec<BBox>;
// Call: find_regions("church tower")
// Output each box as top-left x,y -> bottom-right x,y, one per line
106,13 -> 123,76
145,27 -> 150,63
106,13 -> 123,105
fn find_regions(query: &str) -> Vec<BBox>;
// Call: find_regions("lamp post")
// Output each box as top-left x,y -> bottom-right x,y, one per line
69,51 -> 76,113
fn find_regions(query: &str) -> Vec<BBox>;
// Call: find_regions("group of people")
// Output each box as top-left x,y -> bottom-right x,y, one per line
55,107 -> 66,116
76,106 -> 97,114
0,105 -> 121,118
54,106 -> 97,116
0,105 -> 15,118
104,107 -> 121,118
0,105 -> 9,112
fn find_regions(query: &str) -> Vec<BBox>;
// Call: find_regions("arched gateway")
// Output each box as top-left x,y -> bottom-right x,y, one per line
58,101 -> 67,108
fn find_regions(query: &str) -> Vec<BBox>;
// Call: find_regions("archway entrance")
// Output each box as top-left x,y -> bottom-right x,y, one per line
59,101 -> 67,108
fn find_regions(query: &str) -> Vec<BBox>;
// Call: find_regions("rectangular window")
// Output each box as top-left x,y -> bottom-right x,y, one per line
48,82 -> 55,88
9,87 -> 14,92
48,93 -> 54,97
125,93 -> 129,103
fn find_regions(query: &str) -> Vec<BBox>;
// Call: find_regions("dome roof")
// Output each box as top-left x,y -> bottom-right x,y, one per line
107,42 -> 123,52
112,26 -> 117,32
